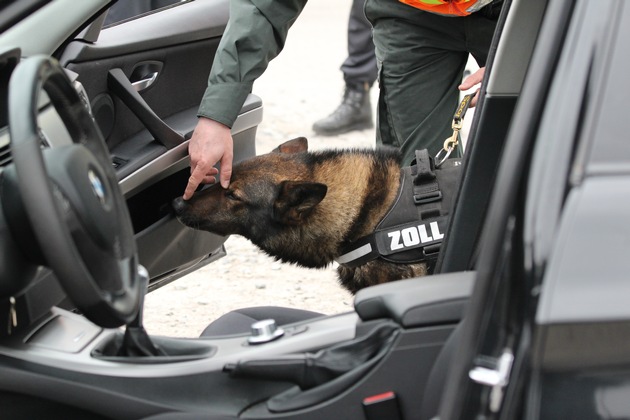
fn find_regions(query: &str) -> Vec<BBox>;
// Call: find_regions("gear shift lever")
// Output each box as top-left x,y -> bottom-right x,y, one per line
116,265 -> 166,357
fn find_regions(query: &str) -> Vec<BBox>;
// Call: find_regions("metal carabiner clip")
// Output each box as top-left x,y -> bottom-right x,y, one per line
434,93 -> 474,167
435,138 -> 456,167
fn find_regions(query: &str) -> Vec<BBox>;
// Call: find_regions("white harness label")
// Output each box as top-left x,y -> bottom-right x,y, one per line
375,217 -> 448,256
387,222 -> 444,251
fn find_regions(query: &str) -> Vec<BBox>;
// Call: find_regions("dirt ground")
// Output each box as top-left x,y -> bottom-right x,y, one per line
142,0 -> 476,338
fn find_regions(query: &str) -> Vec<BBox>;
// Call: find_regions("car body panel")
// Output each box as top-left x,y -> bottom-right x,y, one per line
0,0 -> 106,56
441,0 -> 630,418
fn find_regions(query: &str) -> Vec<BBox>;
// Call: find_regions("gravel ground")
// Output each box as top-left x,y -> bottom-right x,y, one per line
143,0 -> 476,338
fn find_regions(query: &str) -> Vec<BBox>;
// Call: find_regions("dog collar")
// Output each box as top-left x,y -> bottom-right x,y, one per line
335,149 -> 460,273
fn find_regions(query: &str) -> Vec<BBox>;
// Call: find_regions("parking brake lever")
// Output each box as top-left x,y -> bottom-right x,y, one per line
224,322 -> 400,390
117,265 -> 166,357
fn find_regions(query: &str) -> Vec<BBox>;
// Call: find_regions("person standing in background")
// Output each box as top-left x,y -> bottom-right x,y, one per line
366,0 -> 501,165
311,0 -> 378,136
183,0 -> 503,200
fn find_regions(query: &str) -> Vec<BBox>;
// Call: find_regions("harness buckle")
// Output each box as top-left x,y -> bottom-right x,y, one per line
414,190 -> 442,204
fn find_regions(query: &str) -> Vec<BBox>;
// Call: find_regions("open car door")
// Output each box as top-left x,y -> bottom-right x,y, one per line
59,0 -> 262,290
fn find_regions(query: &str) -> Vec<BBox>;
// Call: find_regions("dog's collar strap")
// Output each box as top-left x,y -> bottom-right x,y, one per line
336,149 -> 460,270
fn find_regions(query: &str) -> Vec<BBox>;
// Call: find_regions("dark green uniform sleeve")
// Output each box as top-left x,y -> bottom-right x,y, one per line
197,0 -> 309,127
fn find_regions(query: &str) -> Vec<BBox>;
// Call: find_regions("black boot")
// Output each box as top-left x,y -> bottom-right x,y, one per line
312,82 -> 373,136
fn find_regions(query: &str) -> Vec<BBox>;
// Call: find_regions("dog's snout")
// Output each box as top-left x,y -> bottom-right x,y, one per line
172,196 -> 189,215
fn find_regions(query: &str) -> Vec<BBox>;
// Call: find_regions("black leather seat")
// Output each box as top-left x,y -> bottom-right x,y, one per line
200,306 -> 324,337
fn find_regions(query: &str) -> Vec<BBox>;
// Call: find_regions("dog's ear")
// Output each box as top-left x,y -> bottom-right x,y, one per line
273,180 -> 327,224
271,137 -> 308,154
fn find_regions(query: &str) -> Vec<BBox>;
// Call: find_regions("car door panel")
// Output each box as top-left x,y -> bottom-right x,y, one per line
58,0 -> 262,288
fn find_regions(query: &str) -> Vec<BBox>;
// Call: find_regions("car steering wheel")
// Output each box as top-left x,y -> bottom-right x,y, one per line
8,56 -> 140,328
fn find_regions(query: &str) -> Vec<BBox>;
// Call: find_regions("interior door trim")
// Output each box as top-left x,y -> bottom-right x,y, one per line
118,94 -> 263,197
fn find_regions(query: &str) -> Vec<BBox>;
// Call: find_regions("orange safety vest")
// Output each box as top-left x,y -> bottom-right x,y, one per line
399,0 -> 494,16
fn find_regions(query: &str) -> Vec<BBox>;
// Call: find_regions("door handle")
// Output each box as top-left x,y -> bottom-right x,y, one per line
108,68 -> 184,149
131,71 -> 158,92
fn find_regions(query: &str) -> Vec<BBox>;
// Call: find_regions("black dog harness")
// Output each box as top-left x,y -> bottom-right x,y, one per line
335,149 -> 461,273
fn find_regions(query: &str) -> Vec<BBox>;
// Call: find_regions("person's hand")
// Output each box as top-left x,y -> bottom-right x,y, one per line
458,67 -> 485,107
183,117 -> 233,200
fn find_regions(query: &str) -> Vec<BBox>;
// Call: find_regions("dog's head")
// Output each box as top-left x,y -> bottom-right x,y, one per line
172,137 -> 327,240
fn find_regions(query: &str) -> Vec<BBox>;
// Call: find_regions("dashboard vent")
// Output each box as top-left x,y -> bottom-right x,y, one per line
0,128 -> 50,168
0,127 -> 10,167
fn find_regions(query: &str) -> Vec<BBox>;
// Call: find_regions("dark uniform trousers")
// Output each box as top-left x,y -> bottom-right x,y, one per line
341,0 -> 378,89
365,0 -> 501,164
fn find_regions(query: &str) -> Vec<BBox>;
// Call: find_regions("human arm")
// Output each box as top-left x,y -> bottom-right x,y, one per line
458,66 -> 485,107
184,0 -> 309,199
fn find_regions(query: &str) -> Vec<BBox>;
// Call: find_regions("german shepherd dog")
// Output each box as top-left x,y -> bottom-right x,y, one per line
172,138 -> 428,294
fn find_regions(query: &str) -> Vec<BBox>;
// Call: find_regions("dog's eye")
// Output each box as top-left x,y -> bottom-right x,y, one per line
225,190 -> 241,201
